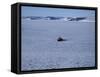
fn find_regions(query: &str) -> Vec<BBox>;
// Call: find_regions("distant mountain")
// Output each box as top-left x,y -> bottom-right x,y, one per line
22,16 -> 64,20
22,16 -> 95,22
67,17 -> 86,21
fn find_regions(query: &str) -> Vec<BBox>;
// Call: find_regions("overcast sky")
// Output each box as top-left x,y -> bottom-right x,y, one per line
21,6 -> 95,17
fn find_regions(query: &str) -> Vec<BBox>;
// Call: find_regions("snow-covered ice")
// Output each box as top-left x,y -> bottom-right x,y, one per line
21,19 -> 95,71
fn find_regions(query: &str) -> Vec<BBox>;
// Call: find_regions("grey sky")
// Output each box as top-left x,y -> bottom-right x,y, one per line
21,6 -> 95,17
